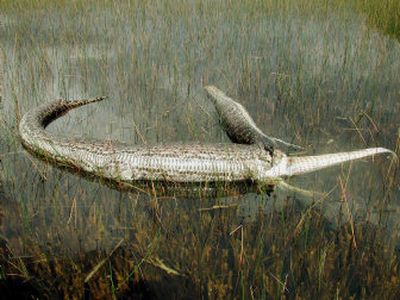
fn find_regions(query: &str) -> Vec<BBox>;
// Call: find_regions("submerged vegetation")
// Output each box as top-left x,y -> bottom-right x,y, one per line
0,0 -> 399,298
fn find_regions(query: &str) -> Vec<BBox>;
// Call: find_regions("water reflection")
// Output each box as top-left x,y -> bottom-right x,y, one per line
0,2 -> 399,260
0,147 -> 398,255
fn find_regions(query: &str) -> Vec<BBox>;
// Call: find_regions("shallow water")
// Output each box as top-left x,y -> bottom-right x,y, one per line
0,0 -> 399,287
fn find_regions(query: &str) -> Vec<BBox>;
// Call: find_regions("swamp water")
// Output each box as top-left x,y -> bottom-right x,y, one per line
0,1 -> 399,297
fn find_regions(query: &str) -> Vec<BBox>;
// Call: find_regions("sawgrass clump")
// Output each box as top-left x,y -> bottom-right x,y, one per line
0,0 -> 399,298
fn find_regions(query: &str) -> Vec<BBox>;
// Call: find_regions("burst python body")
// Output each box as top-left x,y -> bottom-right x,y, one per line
19,86 -> 392,186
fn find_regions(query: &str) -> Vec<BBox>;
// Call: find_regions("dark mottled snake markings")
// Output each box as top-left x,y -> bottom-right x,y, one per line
19,88 -> 393,187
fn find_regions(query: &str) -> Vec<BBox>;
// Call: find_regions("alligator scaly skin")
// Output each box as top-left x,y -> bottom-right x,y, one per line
205,85 -> 302,152
19,97 -> 285,183
205,85 -> 393,177
19,92 -> 393,185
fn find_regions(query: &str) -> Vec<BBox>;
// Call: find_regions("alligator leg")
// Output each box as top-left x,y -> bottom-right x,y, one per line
276,180 -> 324,198
205,85 -> 302,154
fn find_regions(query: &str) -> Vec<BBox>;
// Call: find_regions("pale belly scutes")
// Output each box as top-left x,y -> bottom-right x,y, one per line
18,92 -> 394,186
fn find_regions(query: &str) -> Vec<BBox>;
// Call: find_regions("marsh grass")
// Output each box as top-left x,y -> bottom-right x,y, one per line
0,0 -> 399,298
354,0 -> 400,41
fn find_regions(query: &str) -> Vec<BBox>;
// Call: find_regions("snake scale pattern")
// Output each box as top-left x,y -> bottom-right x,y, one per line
19,86 -> 393,185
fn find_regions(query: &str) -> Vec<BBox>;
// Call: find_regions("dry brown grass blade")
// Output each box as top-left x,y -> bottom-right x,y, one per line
198,204 -> 238,212
293,185 -> 337,237
145,257 -> 182,276
338,166 -> 357,250
84,238 -> 124,283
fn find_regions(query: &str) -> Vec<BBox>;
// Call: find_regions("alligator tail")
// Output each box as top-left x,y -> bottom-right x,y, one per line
266,147 -> 395,178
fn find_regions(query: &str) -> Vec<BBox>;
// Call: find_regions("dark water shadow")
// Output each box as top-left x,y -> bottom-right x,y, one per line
22,144 -> 275,198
